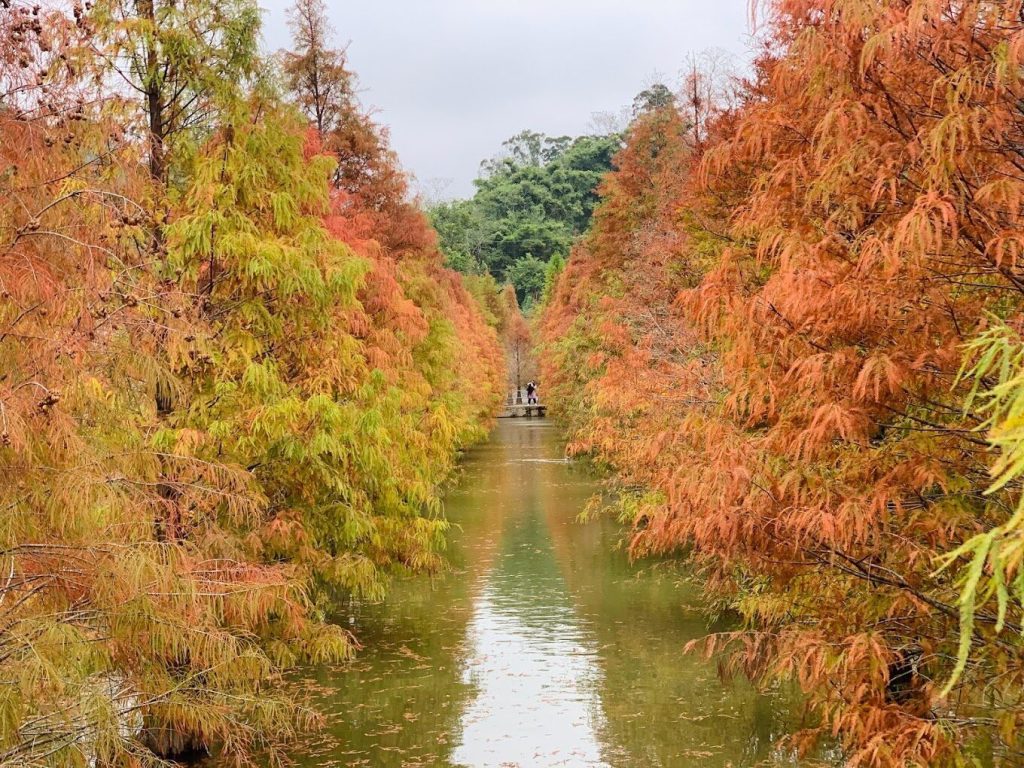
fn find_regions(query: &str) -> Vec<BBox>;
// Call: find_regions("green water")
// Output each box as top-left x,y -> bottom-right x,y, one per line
264,420 -> 809,767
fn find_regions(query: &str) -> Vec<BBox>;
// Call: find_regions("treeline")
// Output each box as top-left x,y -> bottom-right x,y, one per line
541,1 -> 1024,766
0,0 -> 503,764
430,129 -> 620,309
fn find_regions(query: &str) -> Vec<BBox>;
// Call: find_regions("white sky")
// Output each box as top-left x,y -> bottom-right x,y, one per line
258,1 -> 755,198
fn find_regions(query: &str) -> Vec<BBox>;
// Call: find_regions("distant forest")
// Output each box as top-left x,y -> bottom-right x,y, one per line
429,129 -> 620,308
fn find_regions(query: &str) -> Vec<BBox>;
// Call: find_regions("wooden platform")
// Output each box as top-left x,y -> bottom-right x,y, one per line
498,403 -> 547,418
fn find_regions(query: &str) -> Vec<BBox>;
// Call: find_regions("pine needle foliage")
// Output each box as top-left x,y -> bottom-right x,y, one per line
0,52 -> 309,768
0,1 -> 504,764
541,2 -> 1024,764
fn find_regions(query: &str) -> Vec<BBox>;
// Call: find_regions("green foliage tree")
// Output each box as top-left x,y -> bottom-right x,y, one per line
542,253 -> 565,305
428,198 -> 489,272
505,253 -> 547,311
430,129 -> 622,305
163,97 -> 408,602
632,82 -> 676,116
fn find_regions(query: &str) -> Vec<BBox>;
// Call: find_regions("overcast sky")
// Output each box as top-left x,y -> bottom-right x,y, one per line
258,0 -> 755,199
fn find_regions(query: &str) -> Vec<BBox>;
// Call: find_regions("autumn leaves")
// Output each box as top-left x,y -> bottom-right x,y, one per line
0,0 -> 502,764
541,1 -> 1024,765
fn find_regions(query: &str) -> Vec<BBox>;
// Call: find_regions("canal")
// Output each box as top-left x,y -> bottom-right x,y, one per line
262,419 -> 807,767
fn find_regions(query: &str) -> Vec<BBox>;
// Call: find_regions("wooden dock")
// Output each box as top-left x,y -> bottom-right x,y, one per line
498,389 -> 547,418
499,403 -> 547,418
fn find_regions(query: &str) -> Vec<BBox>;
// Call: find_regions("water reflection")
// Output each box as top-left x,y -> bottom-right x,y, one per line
211,420 -> 808,768
453,455 -> 608,767
454,583 -> 606,766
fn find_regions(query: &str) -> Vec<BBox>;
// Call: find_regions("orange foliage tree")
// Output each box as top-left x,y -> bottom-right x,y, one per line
0,7 -> 325,764
284,0 -> 504,448
0,0 -> 504,764
542,2 -> 1024,764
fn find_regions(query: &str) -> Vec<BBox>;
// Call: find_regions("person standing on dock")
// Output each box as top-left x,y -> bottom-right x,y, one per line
526,380 -> 538,404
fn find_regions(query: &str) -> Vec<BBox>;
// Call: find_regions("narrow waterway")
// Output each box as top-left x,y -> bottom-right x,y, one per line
270,420 -> 806,767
